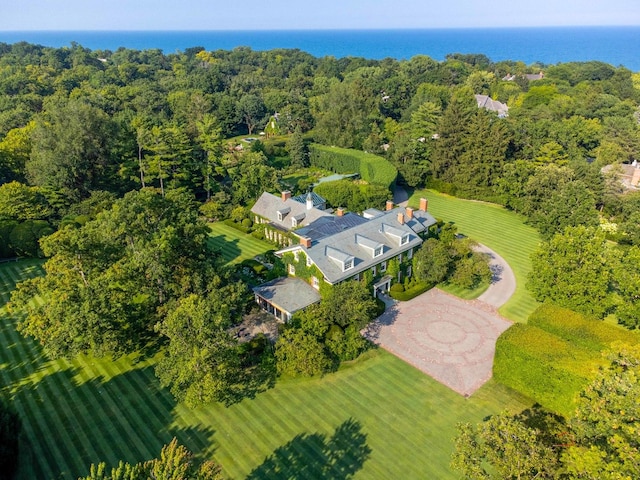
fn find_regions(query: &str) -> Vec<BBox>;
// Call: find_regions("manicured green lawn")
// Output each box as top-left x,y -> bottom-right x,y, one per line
408,189 -> 541,323
208,222 -> 273,265
1,260 -> 532,479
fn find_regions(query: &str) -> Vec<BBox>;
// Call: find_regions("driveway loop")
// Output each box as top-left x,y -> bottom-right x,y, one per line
363,242 -> 515,397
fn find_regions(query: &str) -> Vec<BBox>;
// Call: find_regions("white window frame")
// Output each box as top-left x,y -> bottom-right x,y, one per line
306,255 -> 312,267
380,261 -> 387,272
407,248 -> 413,260
288,264 -> 295,275
401,234 -> 409,245
291,217 -> 298,227
371,265 -> 377,276
374,245 -> 383,257
312,276 -> 319,289
277,211 -> 284,221
343,258 -> 354,271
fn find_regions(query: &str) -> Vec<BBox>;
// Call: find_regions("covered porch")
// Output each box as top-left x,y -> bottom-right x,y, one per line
252,277 -> 321,322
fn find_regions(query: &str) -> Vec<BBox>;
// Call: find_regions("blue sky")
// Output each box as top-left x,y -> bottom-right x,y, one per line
3,0 -> 640,30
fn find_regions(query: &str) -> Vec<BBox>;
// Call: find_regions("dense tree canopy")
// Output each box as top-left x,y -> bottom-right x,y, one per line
10,188 -> 218,358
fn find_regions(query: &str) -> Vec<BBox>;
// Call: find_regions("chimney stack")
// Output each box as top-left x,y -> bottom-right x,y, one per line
406,207 -> 414,219
397,213 -> 404,225
282,191 -> 291,202
306,191 -> 313,210
419,198 -> 428,212
336,207 -> 345,217
300,236 -> 312,248
386,200 -> 394,211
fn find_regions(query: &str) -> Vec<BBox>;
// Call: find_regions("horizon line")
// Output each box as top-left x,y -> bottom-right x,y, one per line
2,24 -> 640,33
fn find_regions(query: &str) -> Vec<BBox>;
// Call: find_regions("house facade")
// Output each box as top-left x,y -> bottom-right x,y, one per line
277,197 -> 435,296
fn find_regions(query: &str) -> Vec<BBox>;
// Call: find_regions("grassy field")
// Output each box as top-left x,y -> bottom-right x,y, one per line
408,189 -> 541,323
208,222 -> 273,265
1,260 -> 532,479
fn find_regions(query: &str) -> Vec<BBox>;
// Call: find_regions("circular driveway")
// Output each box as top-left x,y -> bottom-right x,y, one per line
363,289 -> 511,397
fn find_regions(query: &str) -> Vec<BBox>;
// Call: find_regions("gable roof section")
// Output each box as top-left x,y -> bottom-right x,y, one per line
251,192 -> 332,230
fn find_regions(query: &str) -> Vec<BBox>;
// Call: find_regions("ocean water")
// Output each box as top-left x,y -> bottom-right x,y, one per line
1,27 -> 640,71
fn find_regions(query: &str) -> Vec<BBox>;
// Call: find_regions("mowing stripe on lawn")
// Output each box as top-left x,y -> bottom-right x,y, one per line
408,189 -> 540,323
2,260 -> 533,479
208,223 -> 273,265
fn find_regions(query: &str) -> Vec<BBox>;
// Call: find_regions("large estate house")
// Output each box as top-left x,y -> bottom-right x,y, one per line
252,193 -> 436,321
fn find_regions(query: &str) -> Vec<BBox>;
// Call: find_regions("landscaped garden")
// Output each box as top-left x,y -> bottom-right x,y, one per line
1,260 -> 531,479
408,189 -> 541,323
208,222 -> 273,265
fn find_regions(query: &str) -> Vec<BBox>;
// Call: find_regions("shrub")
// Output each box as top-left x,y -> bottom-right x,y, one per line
223,218 -> 250,234
241,218 -> 253,229
389,282 -> 433,301
390,283 -> 405,293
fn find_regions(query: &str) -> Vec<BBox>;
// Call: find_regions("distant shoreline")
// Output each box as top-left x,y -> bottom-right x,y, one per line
2,27 -> 639,69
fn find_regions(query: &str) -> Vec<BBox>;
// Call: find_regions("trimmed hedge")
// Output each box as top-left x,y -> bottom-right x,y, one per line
389,282 -> 433,301
309,144 -> 397,189
494,324 -> 603,417
494,304 -> 639,417
528,304 -> 639,352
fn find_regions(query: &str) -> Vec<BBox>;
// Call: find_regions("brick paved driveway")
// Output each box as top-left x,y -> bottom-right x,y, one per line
363,289 -> 511,396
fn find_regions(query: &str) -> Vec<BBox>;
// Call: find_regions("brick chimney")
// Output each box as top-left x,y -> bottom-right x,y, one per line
281,191 -> 291,202
406,207 -> 414,219
336,207 -> 345,217
386,200 -> 394,211
300,236 -> 312,248
419,198 -> 428,212
397,212 -> 404,225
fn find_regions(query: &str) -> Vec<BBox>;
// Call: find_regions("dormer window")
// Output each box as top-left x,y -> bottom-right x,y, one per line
374,245 -> 383,257
343,258 -> 353,271
292,217 -> 298,227
401,234 -> 409,245
277,207 -> 291,221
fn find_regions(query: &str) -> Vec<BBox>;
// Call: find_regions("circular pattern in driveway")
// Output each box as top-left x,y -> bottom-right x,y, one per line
363,288 -> 511,396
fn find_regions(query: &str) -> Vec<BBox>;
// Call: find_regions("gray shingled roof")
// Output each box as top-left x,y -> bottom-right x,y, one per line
281,207 -> 434,284
475,94 -> 509,117
251,192 -> 332,230
252,277 -> 321,314
294,213 -> 369,241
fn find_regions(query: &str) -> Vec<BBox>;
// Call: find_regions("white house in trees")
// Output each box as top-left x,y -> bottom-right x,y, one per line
252,195 -> 436,320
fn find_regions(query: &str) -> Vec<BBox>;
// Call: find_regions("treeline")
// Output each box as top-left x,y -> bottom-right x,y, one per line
1,42 -> 639,325
1,44 -> 638,243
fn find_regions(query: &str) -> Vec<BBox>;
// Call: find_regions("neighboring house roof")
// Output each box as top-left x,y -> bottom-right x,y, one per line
251,192 -> 332,230
292,191 -> 326,209
252,277 -> 321,315
475,94 -> 509,118
502,72 -> 544,81
279,207 -> 437,284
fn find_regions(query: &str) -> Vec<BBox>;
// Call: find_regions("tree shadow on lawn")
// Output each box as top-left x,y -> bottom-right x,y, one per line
11,364 -> 216,479
247,417 -> 371,480
208,234 -> 243,264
